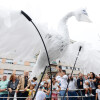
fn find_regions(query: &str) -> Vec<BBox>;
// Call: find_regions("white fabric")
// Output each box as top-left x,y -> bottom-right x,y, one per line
36,90 -> 46,100
83,79 -> 90,88
96,89 -> 100,100
56,75 -> 62,83
0,8 -> 95,78
60,41 -> 100,75
52,82 -> 59,93
68,79 -> 77,90
60,75 -> 68,90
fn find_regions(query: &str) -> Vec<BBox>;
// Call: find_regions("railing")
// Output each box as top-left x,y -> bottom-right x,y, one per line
0,89 -> 96,100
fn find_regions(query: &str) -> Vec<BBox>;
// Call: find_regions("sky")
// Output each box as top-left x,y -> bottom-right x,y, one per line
0,0 -> 100,42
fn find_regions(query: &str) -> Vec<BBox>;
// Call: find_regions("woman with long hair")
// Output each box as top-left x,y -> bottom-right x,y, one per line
7,74 -> 19,100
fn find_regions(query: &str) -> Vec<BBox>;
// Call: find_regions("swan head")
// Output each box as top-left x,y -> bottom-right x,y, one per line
74,8 -> 92,23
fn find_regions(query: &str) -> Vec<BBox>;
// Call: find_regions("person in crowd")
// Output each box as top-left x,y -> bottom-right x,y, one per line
0,77 -> 1,81
77,73 -> 84,98
89,72 -> 97,96
42,82 -> 50,100
87,73 -> 90,79
57,66 -> 62,77
67,75 -> 78,100
96,83 -> 100,100
0,75 -> 9,100
41,74 -> 50,87
31,77 -> 38,90
7,74 -> 19,100
77,73 -> 83,89
36,86 -> 46,100
83,75 -> 90,97
26,84 -> 35,100
16,72 -> 30,100
52,78 -> 61,100
59,70 -> 68,100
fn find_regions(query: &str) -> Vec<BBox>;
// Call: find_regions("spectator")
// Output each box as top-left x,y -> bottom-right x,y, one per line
83,75 -> 90,97
59,70 -> 68,100
41,74 -> 50,87
57,66 -> 62,77
16,72 -> 30,100
36,86 -> 46,100
52,78 -> 61,100
42,82 -> 50,100
7,74 -> 19,100
0,75 -> 9,100
67,75 -> 77,100
89,72 -> 97,96
96,83 -> 100,100
26,84 -> 35,100
31,77 -> 38,90
77,73 -> 83,89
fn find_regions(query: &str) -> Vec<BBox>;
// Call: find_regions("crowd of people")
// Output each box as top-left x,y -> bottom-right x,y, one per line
0,66 -> 100,100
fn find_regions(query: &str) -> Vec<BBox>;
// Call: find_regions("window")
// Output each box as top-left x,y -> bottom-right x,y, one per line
17,61 -> 24,65
66,66 -> 68,69
62,66 -> 66,70
78,68 -> 80,71
70,67 -> 72,70
16,70 -> 24,75
6,59 -> 13,64
4,69 -> 13,75
30,62 -> 35,67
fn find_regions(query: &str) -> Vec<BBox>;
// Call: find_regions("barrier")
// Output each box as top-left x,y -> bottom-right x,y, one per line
0,89 -> 96,99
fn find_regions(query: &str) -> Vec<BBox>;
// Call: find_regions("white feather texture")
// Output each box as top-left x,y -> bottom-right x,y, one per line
0,8 -> 93,79
60,41 -> 100,75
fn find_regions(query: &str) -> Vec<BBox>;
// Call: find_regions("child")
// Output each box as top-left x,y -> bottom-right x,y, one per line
96,83 -> 100,100
26,84 -> 35,100
83,75 -> 90,97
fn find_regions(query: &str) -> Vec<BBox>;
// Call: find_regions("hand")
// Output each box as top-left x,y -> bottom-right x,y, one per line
89,79 -> 92,82
24,87 -> 27,92
9,88 -> 12,93
15,90 -> 18,93
80,82 -> 82,85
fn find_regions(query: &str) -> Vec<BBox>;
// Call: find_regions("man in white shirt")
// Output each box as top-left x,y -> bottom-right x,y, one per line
59,70 -> 68,100
36,86 -> 46,100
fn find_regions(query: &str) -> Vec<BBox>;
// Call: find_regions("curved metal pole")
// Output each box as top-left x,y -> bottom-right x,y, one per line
63,46 -> 82,100
21,11 -> 52,99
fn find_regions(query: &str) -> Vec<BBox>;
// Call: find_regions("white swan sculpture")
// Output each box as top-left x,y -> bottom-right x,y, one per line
30,8 -> 91,79
0,8 -> 91,79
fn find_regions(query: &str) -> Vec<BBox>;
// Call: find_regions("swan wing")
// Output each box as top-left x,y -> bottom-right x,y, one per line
60,41 -> 100,75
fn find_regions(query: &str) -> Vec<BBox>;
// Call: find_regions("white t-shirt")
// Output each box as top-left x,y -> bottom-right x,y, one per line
68,79 -> 77,90
60,75 -> 68,90
83,79 -> 90,89
31,81 -> 38,89
52,82 -> 59,94
96,89 -> 100,100
56,76 -> 62,83
36,90 -> 46,100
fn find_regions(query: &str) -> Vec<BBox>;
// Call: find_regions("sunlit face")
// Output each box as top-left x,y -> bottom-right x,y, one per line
84,75 -> 88,80
44,83 -> 48,87
25,72 -> 28,76
98,85 -> 100,89
30,85 -> 34,90
3,76 -> 7,81
13,74 -> 16,80
90,73 -> 93,78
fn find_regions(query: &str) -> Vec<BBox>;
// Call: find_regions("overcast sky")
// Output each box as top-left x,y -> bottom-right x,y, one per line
0,0 -> 100,42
